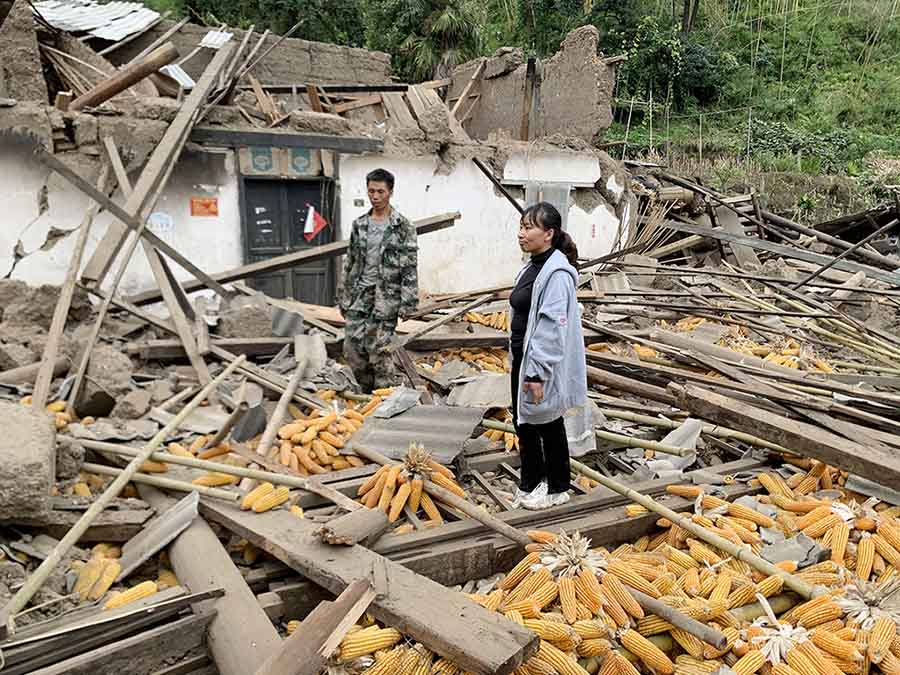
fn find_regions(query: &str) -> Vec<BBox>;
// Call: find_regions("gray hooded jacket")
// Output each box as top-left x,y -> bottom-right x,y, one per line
510,248 -> 588,426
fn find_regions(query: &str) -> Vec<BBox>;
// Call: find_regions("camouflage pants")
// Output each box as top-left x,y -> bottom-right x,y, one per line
343,313 -> 398,393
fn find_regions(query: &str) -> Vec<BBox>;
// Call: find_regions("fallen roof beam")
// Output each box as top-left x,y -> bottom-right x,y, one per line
240,83 -> 410,93
140,488 -> 281,675
672,383 -> 900,490
655,218 -> 900,286
127,212 -> 459,306
200,500 -> 539,675
190,127 -> 383,153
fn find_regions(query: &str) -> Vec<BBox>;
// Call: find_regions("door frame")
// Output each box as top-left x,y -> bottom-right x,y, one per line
237,172 -> 342,302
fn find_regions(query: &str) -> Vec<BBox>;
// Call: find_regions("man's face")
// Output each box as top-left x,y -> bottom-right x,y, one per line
367,181 -> 392,210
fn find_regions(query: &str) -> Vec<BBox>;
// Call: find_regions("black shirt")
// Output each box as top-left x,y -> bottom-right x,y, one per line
509,247 -> 553,355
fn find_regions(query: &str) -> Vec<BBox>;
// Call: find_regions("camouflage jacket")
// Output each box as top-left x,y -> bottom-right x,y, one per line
339,208 -> 418,321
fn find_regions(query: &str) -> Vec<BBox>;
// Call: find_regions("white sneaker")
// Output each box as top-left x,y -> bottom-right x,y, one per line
522,494 -> 552,510
546,491 -> 571,507
514,482 -> 548,509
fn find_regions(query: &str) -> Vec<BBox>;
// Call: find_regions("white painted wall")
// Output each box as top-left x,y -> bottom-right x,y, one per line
1,140 -> 243,302
339,151 -> 623,294
2,139 -> 624,300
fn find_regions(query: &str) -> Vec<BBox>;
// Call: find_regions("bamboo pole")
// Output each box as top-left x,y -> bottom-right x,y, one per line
481,418 -> 694,457
81,462 -> 240,502
0,355 -> 246,636
204,401 -> 249,450
67,437 -> 362,513
569,458 -> 822,600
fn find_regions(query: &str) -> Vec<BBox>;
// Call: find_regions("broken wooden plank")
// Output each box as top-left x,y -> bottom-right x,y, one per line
201,500 -> 539,675
117,491 -> 198,581
255,580 -> 375,675
452,58 -> 485,118
141,488 -> 281,675
655,217 -> 900,286
127,213 -> 459,305
42,506 -> 153,542
333,93 -> 381,114
672,383 -> 900,489
27,613 -> 213,675
519,57 -> 536,140
80,43 -> 236,287
399,293 -> 493,347
314,508 -> 389,547
190,127 -> 382,154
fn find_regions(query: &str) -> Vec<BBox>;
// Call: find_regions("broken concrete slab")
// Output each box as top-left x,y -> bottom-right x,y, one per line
0,0 -> 48,103
74,344 -> 135,417
0,400 -> 55,523
218,295 -> 273,339
56,439 -> 84,480
112,387 -> 152,419
0,341 -> 36,370
1,283 -> 91,332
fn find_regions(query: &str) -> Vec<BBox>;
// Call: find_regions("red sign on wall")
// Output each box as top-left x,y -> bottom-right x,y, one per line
190,197 -> 219,217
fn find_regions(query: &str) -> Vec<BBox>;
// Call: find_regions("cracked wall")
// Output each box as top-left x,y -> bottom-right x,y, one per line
1,137 -> 242,297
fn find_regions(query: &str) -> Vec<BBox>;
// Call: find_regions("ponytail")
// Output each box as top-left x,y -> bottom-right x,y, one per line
554,230 -> 579,266
522,202 -> 580,266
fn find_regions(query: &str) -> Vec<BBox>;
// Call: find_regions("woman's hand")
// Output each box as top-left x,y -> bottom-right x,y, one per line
523,381 -> 544,404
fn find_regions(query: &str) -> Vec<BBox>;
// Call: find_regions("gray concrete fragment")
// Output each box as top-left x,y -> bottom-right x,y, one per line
760,533 -> 828,567
0,400 -> 55,522
74,344 -> 134,417
734,495 -> 778,518
148,378 -> 176,404
113,387 -> 152,419
56,440 -> 84,480
0,342 -> 35,370
218,296 -> 273,339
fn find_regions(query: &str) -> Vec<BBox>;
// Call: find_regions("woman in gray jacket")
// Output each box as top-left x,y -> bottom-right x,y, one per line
509,202 -> 588,510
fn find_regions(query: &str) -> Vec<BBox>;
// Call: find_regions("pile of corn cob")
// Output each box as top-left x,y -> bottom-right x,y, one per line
480,410 -> 520,451
358,443 -> 465,534
317,461 -> 900,675
464,311 -> 510,332
418,348 -> 510,374
19,396 -> 77,430
70,543 -> 171,610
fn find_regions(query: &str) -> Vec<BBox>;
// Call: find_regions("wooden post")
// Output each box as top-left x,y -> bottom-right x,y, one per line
0,356 -> 246,637
69,44 -> 179,111
32,166 -> 110,410
451,58 -> 485,118
519,57 -> 536,141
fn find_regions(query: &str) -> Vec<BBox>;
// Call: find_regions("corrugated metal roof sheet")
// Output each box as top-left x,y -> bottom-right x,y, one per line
199,30 -> 233,49
33,0 -> 160,40
159,63 -> 195,89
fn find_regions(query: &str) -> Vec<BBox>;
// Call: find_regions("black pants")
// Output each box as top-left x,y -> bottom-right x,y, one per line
511,346 -> 571,495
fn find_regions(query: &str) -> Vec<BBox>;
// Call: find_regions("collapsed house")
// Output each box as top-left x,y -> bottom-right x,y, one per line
3,2 -> 900,675
0,1 -> 633,303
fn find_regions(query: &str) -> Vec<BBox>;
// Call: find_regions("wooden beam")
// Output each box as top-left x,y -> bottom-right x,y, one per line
333,93 -> 382,114
79,43 -> 236,288
399,293 -> 493,347
201,501 -> 539,675
69,43 -> 178,111
519,57 -> 536,141
189,127 -> 383,153
255,580 -> 375,675
31,166 -> 110,410
27,614 -> 213,675
672,383 -> 900,489
127,213 -> 459,306
451,59 -> 485,118
140,488 -> 282,675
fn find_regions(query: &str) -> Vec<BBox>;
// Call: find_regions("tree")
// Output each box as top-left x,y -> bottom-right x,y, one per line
365,0 -> 482,81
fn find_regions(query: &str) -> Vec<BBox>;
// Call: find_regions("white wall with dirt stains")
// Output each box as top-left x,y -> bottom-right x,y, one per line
338,150 -> 627,294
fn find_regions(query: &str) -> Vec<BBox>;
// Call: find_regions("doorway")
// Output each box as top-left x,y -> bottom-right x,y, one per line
240,177 -> 337,305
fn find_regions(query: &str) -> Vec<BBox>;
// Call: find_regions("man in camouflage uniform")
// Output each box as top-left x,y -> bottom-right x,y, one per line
339,168 -> 418,392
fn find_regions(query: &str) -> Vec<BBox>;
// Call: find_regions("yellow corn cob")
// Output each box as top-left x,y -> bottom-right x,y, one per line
783,595 -> 831,624
574,568 -> 603,613
805,514 -> 842,539
558,576 -> 578,623
419,492 -> 442,523
502,598 -> 541,618
812,629 -> 864,662
193,472 -> 237,486
731,649 -> 767,675
389,482 -> 412,523
709,571 -> 732,604
577,637 -> 612,658
625,504 -> 648,517
430,471 -> 466,498
831,521 -> 850,566
500,552 -> 541,590
620,628 -> 675,674
772,664 -> 805,675
408,477 -> 424,512
363,646 -> 408,674
505,567 -> 552,606
688,540 -> 723,566
667,485 -> 704,498
797,601 -> 843,628
530,579 -> 559,609
867,616 -> 896,664
536,640 -> 591,675
74,557 -> 104,600
157,568 -> 179,589
72,482 -> 92,497
242,482 -> 274,510
523,618 -> 576,643
377,466 -> 400,512
573,619 -> 608,639
785,648 -> 821,675
338,627 -> 403,661
430,657 -> 461,674
87,559 -> 121,601
527,530 -> 558,544
599,585 -> 630,627
602,573 -> 644,619
607,561 -> 661,598
103,580 -> 157,609
878,521 -> 900,554
253,486 -> 290,513
358,465 -> 389,496
505,609 -> 524,625
725,502 -> 775,528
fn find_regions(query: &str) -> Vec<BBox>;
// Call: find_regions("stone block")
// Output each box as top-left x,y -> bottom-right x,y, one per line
0,401 -> 55,523
112,387 -> 151,419
75,344 -> 134,417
